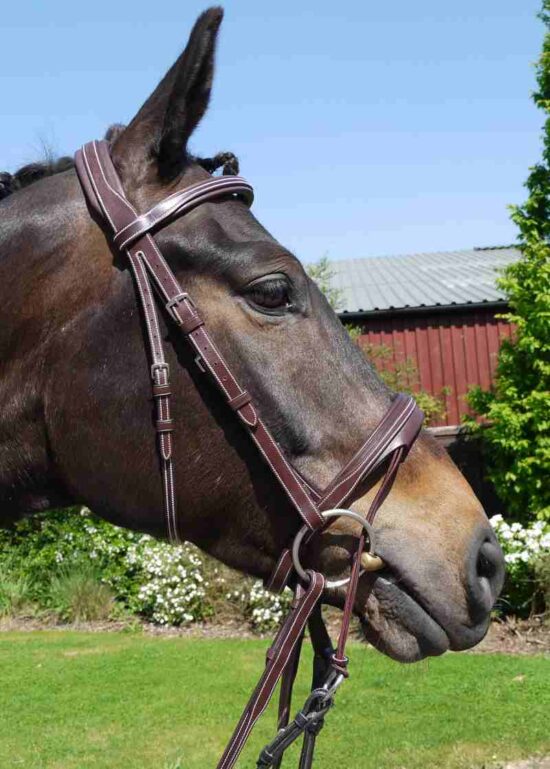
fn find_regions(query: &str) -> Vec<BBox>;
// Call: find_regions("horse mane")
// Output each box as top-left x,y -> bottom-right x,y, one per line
0,125 -> 126,202
0,156 -> 74,200
0,122 -> 240,202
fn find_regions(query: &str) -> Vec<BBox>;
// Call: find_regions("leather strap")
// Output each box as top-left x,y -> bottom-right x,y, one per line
74,138 -> 425,769
216,572 -> 325,769
76,142 -> 182,542
317,393 -> 421,511
333,446 -> 404,664
75,141 -> 326,538
113,175 -> 254,250
265,394 -> 423,595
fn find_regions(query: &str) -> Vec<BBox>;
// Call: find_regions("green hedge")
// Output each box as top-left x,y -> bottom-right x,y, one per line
1,508 -> 548,625
0,507 -> 290,630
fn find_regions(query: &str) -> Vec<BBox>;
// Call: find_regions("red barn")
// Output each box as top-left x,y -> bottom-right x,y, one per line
332,247 -> 519,428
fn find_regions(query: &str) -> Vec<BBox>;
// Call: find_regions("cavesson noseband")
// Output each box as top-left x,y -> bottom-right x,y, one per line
75,140 -> 423,769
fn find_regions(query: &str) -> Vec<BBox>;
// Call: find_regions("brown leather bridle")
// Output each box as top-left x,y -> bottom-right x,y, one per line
75,140 -> 424,769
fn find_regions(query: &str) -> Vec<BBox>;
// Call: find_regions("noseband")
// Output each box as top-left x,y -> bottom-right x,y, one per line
75,140 -> 423,769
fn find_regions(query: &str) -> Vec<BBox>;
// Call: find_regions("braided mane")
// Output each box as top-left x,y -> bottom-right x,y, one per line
0,156 -> 74,201
0,123 -> 240,201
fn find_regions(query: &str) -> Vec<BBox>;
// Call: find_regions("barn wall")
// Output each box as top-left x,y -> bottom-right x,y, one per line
355,307 -> 512,427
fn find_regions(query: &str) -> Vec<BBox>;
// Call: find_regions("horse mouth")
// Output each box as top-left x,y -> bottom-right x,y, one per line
358,569 -> 451,662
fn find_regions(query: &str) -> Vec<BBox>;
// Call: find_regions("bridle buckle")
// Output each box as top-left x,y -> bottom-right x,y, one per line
150,361 -> 170,382
166,292 -> 194,322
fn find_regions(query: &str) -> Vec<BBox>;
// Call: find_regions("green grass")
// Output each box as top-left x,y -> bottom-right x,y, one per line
0,632 -> 548,769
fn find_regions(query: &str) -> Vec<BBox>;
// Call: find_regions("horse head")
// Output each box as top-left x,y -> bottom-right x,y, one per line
0,8 -> 504,664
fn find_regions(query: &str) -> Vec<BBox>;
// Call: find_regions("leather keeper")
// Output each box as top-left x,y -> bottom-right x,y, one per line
152,384 -> 172,398
179,314 -> 205,335
156,419 -> 174,433
228,391 -> 251,411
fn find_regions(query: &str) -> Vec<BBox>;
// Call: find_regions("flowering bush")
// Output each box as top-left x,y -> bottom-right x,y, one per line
0,507 -> 138,604
2,506 -> 549,626
0,507 -> 286,629
128,538 -> 210,625
227,580 -> 292,632
490,514 -> 550,615
0,507 -> 220,625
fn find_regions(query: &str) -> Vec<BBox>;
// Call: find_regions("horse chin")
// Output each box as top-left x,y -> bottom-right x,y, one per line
357,573 -> 451,663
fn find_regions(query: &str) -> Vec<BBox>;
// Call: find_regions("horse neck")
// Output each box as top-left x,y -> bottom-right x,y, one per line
0,170 -> 126,521
0,171 -> 277,566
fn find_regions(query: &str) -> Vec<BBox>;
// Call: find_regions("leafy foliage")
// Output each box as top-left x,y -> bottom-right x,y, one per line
490,514 -> 550,616
361,343 -> 448,425
306,258 -> 447,424
0,507 -> 138,605
0,507 -> 289,630
534,551 -> 550,619
0,565 -> 33,617
467,2 -> 550,523
48,565 -> 114,623
306,254 -> 344,310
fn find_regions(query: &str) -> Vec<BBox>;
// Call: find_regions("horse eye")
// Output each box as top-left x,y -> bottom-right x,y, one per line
245,278 -> 292,311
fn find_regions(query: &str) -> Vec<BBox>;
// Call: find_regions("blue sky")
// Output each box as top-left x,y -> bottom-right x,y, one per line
0,1 -> 543,262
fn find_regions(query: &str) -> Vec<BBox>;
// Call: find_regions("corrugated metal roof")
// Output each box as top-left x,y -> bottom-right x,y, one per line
329,247 -> 521,314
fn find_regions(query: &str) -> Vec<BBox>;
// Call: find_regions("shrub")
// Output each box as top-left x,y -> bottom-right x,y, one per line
0,508 -> 216,625
490,514 -> 550,616
48,565 -> 114,623
467,2 -> 550,523
306,254 -> 344,310
0,566 -> 34,617
128,539 -> 211,625
360,343 -> 448,425
0,507 -> 278,630
227,580 -> 292,632
533,552 -> 550,620
0,507 -> 139,605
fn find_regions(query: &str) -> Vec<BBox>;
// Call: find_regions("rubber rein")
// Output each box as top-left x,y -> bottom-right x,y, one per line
75,140 -> 424,768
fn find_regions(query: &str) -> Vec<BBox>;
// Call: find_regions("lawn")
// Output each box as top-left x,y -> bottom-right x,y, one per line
0,631 -> 548,769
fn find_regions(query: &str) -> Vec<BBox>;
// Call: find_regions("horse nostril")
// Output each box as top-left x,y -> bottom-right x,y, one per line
468,534 -> 505,619
477,548 -> 497,580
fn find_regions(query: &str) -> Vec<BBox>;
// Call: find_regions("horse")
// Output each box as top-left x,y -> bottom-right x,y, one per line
0,6 -> 504,676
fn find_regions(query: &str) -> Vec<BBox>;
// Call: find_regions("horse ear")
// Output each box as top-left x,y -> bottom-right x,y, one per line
111,7 -> 223,183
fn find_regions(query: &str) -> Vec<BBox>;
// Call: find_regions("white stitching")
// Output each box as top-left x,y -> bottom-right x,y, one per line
219,573 -> 323,768
251,422 -> 323,529
162,462 -> 174,542
115,177 -> 245,245
320,399 -> 416,505
82,146 -> 117,232
139,242 -> 182,297
91,141 -> 136,214
265,552 -> 291,592
131,254 -> 164,362
266,555 -> 294,593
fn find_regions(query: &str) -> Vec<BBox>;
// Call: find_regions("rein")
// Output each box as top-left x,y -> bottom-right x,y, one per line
75,140 -> 424,768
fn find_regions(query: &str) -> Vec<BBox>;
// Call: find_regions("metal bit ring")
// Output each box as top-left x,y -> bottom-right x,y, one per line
291,508 -> 376,588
